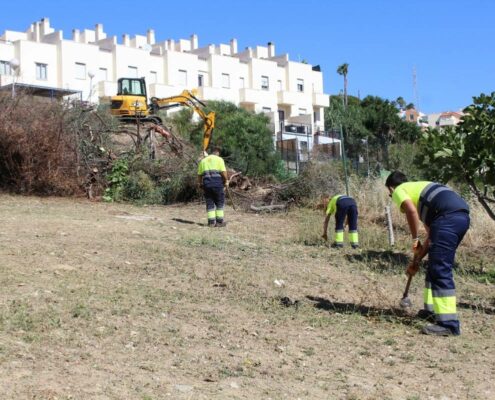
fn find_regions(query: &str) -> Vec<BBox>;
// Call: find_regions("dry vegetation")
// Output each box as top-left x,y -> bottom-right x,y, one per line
0,95 -> 494,399
0,188 -> 493,400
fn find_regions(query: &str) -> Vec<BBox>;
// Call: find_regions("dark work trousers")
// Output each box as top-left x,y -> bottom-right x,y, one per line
203,186 -> 225,225
426,211 -> 470,335
334,197 -> 359,245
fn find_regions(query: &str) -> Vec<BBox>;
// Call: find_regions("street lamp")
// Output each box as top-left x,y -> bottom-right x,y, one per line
88,69 -> 95,102
9,58 -> 20,98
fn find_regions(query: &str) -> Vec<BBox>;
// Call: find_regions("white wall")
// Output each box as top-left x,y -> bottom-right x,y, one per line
0,19 -> 330,137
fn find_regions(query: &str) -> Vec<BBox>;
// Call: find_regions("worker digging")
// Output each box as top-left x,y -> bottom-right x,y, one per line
386,171 -> 470,336
197,147 -> 229,228
321,194 -> 359,249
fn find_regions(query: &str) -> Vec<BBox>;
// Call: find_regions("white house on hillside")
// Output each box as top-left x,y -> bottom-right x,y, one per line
0,18 -> 334,164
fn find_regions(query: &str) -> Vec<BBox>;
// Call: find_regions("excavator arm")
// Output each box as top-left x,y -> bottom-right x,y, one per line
150,90 -> 215,152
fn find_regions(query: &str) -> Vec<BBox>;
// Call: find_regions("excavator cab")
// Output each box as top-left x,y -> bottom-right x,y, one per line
110,77 -> 151,121
111,78 -> 215,151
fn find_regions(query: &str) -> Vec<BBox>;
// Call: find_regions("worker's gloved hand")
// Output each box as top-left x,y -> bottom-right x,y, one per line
406,260 -> 420,277
321,233 -> 328,241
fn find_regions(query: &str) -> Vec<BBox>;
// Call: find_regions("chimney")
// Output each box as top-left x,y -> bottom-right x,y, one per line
230,38 -> 238,54
168,39 -> 175,51
190,34 -> 198,50
95,24 -> 103,41
268,42 -> 275,58
40,18 -> 50,36
122,34 -> 130,46
33,22 -> 41,42
72,29 -> 80,42
147,29 -> 155,44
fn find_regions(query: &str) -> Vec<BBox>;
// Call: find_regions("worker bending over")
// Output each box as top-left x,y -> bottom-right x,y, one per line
322,194 -> 359,249
386,171 -> 470,336
197,147 -> 228,227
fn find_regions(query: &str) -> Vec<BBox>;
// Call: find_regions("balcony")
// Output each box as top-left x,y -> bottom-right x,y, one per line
198,86 -> 238,103
313,92 -> 329,107
277,90 -> 300,105
239,88 -> 272,104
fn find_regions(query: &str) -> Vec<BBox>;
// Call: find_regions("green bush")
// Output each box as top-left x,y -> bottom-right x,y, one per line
124,170 -> 162,204
103,158 -> 129,202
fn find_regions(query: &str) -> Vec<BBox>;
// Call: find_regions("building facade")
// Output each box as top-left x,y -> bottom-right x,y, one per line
0,18 -> 331,148
426,111 -> 464,129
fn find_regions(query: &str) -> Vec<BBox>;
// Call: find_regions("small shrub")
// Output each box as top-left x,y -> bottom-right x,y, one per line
124,170 -> 161,204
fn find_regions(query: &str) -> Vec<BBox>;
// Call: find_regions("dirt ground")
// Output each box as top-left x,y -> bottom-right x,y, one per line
0,194 -> 493,400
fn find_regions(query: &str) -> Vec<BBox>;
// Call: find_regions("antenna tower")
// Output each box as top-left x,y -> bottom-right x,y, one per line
413,66 -> 420,111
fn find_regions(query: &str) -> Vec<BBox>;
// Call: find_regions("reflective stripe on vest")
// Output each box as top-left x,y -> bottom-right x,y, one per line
418,183 -> 450,224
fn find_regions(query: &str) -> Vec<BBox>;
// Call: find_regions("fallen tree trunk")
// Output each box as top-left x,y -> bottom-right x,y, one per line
250,203 -> 288,212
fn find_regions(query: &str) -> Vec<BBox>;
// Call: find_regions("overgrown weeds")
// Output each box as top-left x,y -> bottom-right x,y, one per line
0,94 -> 113,196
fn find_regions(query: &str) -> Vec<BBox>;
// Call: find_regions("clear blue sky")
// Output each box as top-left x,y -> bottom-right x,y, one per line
1,0 -> 493,113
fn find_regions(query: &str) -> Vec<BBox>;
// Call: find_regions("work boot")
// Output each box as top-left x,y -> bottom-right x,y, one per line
416,309 -> 435,322
351,243 -> 360,249
216,221 -> 227,228
331,242 -> 344,249
421,324 -> 456,336
208,222 -> 217,228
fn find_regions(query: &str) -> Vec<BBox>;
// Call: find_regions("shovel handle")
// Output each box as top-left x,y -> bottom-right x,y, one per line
402,274 -> 413,299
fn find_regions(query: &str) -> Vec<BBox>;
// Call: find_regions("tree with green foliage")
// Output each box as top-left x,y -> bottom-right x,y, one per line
416,92 -> 495,219
360,95 -> 421,168
324,94 -> 422,173
395,96 -> 406,110
166,101 -> 281,177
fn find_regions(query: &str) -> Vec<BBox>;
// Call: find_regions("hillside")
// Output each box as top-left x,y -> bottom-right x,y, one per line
0,194 -> 493,399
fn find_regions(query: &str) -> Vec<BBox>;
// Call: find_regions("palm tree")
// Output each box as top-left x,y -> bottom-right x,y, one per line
337,63 -> 349,108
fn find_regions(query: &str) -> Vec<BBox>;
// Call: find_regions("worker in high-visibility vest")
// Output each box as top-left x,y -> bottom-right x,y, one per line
386,171 -> 470,336
197,147 -> 228,227
322,194 -> 359,249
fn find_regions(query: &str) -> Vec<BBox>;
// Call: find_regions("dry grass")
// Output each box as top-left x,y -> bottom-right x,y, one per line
0,193 -> 493,400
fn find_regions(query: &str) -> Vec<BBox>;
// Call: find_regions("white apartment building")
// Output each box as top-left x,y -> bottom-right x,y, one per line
0,18 -> 331,149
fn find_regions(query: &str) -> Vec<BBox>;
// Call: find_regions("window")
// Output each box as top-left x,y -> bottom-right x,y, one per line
299,108 -> 307,115
149,71 -> 157,84
198,73 -> 204,87
98,67 -> 108,81
75,62 -> 86,80
239,77 -> 245,89
297,78 -> 304,92
409,114 -> 414,121
36,63 -> 48,80
0,60 -> 12,76
300,141 -> 308,152
222,73 -> 230,89
178,69 -> 187,86
120,78 -> 146,96
277,80 -> 282,91
262,107 -> 272,113
127,66 -> 138,78
261,75 -> 269,90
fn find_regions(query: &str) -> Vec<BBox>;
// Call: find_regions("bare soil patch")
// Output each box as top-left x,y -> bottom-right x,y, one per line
0,194 -> 493,399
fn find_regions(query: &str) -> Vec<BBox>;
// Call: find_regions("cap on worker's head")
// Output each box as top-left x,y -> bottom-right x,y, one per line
385,171 -> 408,189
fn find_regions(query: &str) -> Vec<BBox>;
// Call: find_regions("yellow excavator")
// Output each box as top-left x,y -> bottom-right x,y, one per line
110,77 -> 215,152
